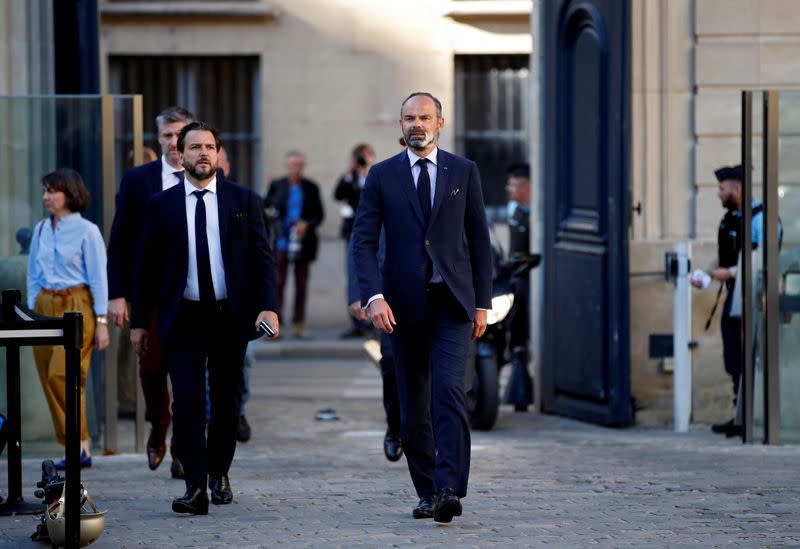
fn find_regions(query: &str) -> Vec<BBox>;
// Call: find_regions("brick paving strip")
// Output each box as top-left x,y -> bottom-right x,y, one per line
2,352 -> 798,548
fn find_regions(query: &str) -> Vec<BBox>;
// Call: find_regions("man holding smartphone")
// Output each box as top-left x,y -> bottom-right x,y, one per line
131,122 -> 279,515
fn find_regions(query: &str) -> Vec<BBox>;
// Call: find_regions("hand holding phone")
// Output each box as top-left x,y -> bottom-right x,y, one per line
259,320 -> 276,337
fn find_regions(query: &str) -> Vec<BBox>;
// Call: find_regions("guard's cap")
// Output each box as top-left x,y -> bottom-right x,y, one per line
714,165 -> 743,183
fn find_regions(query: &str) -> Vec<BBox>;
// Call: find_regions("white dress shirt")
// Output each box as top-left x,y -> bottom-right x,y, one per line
161,155 -> 184,191
183,178 -> 229,301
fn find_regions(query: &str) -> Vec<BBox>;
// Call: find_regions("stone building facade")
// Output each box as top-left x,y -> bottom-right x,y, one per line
2,0 -> 798,427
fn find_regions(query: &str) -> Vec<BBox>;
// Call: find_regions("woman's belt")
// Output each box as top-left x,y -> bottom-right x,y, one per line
40,285 -> 89,296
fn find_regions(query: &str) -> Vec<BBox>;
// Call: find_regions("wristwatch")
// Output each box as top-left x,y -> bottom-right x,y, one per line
96,315 -> 108,326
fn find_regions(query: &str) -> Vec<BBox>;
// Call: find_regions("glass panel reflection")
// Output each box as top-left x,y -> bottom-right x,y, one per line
0,95 -> 136,457
777,90 -> 800,443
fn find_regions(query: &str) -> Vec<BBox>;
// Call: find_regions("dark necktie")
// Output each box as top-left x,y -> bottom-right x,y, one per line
416,158 -> 431,226
416,158 -> 433,281
192,190 -> 215,304
174,170 -> 185,184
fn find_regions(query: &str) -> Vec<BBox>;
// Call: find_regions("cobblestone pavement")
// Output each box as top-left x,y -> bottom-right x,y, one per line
2,345 -> 799,548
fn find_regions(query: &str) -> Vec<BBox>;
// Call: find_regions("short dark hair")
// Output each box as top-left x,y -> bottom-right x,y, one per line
714,165 -> 743,184
41,168 -> 90,213
156,106 -> 194,131
507,163 -> 530,180
401,92 -> 443,119
177,121 -> 221,152
351,143 -> 375,159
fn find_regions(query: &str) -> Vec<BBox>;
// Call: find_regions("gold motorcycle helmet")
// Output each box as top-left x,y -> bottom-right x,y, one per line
45,486 -> 106,548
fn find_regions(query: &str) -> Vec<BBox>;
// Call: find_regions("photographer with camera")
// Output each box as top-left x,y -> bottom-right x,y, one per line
334,143 -> 376,339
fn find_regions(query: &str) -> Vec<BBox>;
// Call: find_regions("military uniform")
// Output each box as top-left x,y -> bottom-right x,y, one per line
503,203 -> 533,408
717,203 -> 765,398
508,204 -> 530,348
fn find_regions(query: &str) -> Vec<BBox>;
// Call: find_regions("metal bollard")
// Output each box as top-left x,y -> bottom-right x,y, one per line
673,242 -> 692,432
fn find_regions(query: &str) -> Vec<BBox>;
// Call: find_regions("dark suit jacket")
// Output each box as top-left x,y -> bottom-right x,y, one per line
351,149 -> 492,324
107,159 -> 164,300
131,178 -> 278,343
333,171 -> 361,239
264,177 -> 324,263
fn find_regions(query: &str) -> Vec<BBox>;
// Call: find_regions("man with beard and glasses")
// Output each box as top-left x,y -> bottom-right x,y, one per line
107,106 -> 194,478
131,122 -> 279,515
351,92 -> 492,523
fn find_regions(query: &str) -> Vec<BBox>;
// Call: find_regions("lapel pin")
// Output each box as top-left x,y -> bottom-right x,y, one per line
451,188 -> 460,197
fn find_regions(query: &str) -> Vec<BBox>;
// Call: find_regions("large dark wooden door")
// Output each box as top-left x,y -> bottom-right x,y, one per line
541,0 -> 632,425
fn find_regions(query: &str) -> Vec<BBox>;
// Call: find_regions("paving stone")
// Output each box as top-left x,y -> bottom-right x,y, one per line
1,350 -> 799,547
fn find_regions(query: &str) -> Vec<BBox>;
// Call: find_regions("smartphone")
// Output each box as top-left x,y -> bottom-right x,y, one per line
259,320 -> 276,337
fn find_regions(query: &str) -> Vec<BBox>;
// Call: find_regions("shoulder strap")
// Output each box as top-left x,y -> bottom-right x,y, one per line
704,283 -> 725,332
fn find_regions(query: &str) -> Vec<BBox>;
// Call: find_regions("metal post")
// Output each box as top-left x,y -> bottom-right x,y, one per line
673,242 -> 692,432
741,91 -> 754,443
0,289 -> 42,516
63,311 -> 83,549
3,290 -> 22,504
763,90 -> 780,445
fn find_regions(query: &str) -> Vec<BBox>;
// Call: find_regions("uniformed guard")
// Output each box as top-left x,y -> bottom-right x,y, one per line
503,163 -> 533,410
691,165 -> 766,437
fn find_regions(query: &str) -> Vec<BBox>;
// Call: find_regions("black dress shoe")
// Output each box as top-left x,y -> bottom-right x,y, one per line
172,486 -> 209,515
433,488 -> 462,523
237,415 -> 251,443
412,495 -> 435,519
383,430 -> 403,462
711,418 -> 735,434
209,475 -> 233,505
725,424 -> 743,438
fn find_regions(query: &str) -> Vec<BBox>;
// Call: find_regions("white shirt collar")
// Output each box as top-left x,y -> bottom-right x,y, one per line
406,147 -> 438,167
161,155 -> 183,176
184,176 -> 218,197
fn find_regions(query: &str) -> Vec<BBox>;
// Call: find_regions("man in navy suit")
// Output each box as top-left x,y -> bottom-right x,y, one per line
130,122 -> 279,515
352,92 -> 492,523
107,106 -> 194,477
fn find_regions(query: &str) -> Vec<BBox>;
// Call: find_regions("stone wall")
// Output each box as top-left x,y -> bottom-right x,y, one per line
99,0 -> 532,239
629,0 -> 800,425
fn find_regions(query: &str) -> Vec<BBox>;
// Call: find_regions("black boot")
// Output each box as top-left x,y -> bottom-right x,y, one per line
503,347 -> 533,410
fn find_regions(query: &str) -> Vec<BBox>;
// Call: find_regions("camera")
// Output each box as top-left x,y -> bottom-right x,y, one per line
355,155 -> 367,168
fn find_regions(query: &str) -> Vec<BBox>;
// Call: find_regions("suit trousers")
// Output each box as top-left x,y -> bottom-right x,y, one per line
390,283 -> 472,499
720,289 -> 742,399
33,287 -> 96,444
138,309 -> 171,428
379,333 -> 400,435
164,299 -> 246,490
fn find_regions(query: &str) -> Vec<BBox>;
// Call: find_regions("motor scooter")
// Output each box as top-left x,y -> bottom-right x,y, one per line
465,245 -> 539,431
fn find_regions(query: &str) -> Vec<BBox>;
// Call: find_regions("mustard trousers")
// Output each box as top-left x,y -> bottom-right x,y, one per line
33,286 -> 95,445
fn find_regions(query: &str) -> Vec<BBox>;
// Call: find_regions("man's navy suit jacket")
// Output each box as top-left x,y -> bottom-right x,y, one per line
351,149 -> 492,325
130,178 -> 278,344
107,159 -> 164,300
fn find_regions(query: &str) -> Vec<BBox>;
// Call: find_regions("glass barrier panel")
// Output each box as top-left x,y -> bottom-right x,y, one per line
777,90 -> 800,443
745,92 -> 766,442
0,95 -> 138,458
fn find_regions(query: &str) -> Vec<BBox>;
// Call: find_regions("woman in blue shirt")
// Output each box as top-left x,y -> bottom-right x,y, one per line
27,168 -> 109,469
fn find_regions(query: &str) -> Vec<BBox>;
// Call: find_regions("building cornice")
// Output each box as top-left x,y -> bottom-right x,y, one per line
100,1 -> 279,20
442,0 -> 531,21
